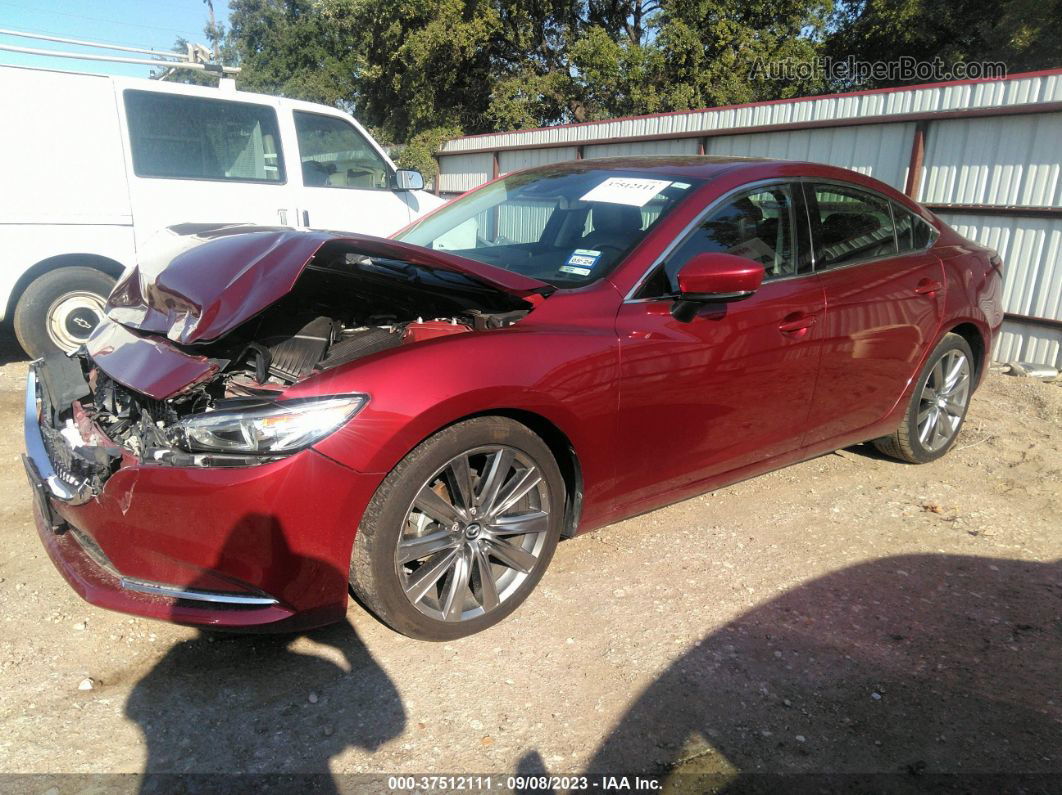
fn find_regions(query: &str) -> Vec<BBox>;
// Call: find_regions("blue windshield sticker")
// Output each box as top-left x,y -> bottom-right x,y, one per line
559,248 -> 602,276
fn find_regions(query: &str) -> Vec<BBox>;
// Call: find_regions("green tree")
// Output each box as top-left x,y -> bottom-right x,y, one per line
824,0 -> 1062,89
213,0 -> 838,147
228,0 -> 361,107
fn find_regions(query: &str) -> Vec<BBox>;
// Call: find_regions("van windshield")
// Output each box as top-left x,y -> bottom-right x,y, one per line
396,168 -> 702,287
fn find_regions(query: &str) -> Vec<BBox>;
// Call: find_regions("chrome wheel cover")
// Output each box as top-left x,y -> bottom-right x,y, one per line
46,291 -> 106,351
917,349 -> 971,452
396,445 -> 550,622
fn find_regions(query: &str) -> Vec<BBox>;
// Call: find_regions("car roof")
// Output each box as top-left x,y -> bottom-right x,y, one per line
511,155 -> 921,209
515,155 -> 794,181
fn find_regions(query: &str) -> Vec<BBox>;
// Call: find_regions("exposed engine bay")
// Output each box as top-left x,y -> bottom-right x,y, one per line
35,244 -> 533,490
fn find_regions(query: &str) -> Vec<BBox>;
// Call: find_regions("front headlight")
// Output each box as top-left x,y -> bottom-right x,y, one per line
175,395 -> 367,454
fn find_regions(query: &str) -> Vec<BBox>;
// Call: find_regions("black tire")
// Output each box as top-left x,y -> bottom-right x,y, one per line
350,416 -> 565,641
13,267 -> 115,357
873,332 -> 975,464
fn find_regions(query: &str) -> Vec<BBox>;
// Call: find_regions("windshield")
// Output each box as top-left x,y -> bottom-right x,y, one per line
396,167 -> 702,287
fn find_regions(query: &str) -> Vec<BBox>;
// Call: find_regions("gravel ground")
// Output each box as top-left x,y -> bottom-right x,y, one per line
0,331 -> 1059,791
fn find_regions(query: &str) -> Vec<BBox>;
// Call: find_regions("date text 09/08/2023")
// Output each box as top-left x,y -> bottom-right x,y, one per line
387,774 -> 663,791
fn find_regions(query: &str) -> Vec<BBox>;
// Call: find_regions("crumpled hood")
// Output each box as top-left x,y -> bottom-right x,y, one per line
105,224 -> 552,346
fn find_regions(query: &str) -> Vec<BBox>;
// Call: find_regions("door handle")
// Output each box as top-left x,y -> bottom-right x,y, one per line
915,278 -> 943,295
778,313 -> 816,335
302,210 -> 310,227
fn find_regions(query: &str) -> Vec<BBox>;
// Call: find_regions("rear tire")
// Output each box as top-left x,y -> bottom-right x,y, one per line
13,267 -> 115,357
350,416 -> 564,641
873,332 -> 974,463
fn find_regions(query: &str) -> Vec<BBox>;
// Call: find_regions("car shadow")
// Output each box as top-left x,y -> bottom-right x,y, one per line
838,440 -> 905,462
0,330 -> 29,366
125,514 -> 406,792
578,553 -> 1061,791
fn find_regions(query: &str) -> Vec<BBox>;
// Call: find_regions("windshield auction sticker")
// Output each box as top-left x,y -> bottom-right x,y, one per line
580,177 -> 672,207
559,248 -> 602,276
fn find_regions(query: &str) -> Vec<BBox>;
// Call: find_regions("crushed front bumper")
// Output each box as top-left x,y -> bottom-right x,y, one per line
23,364 -> 96,507
23,360 -> 383,631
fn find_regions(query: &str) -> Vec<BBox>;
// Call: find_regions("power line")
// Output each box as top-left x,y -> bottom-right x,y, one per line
0,0 -> 203,39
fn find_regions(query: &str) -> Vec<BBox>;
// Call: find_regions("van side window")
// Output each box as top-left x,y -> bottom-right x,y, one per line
811,184 -> 897,268
124,90 -> 284,182
294,112 -> 393,190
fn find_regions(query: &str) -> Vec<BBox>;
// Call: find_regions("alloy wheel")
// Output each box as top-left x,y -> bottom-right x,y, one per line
395,445 -> 551,622
917,349 -> 971,452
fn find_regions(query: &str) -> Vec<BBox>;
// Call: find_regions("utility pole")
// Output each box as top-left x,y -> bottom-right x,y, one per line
204,0 -> 221,64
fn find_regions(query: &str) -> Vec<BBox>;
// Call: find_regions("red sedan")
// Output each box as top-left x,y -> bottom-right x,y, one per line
23,157 -> 1003,639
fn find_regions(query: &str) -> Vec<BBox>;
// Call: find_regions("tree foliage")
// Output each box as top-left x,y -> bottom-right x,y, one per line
155,0 -> 1061,153
826,0 -> 1062,88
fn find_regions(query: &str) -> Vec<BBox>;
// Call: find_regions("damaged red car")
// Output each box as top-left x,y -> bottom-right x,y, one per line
24,157 -> 1003,639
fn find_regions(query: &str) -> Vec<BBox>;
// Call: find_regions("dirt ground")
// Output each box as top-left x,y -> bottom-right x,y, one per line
0,330 -> 1059,791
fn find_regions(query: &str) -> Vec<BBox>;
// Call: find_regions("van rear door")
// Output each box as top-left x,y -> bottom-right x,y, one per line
116,84 -> 299,249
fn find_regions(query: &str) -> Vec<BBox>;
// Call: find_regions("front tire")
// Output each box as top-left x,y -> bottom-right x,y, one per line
350,417 -> 565,641
873,332 -> 974,463
13,267 -> 115,357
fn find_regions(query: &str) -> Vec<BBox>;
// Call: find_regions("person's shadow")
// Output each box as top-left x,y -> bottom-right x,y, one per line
125,514 -> 405,792
576,553 -> 1061,792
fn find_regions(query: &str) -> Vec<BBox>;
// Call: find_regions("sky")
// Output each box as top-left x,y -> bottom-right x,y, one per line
0,0 -> 231,78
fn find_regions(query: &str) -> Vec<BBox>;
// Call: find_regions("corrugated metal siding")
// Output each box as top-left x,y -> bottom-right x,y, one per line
707,123 -> 914,190
919,113 -> 1062,206
440,72 -> 1062,153
993,319 -> 1061,368
583,138 -> 701,158
941,213 -> 1062,319
498,146 -> 579,174
438,152 -> 493,193
495,202 -> 555,243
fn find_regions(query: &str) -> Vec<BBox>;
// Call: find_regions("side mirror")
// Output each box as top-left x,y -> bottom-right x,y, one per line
393,169 -> 425,191
671,252 -> 765,321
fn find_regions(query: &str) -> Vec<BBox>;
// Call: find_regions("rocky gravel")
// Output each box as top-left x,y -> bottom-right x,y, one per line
0,332 -> 1058,790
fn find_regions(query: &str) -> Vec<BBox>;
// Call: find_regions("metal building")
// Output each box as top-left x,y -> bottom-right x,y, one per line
435,69 -> 1062,367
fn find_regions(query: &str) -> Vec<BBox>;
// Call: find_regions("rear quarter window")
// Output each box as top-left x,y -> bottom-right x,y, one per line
893,203 -> 939,252
124,90 -> 285,183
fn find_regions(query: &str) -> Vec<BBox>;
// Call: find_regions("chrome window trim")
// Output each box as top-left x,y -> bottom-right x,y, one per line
624,175 -> 941,302
624,178 -> 809,302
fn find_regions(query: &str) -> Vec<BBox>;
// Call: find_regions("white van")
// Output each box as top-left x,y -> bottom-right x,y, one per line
0,64 -> 445,356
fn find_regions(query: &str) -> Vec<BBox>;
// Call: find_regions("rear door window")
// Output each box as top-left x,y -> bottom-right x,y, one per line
810,183 -> 897,268
124,90 -> 284,182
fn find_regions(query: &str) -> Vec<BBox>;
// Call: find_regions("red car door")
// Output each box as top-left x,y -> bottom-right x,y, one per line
612,182 -> 826,510
800,181 -> 945,448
